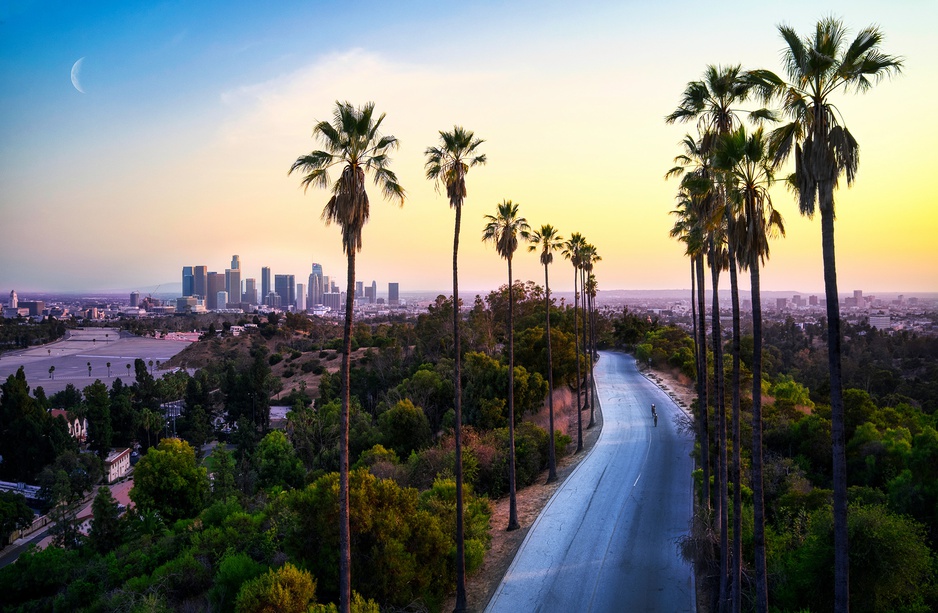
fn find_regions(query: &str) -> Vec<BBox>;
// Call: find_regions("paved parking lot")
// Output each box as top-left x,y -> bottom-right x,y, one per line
0,328 -> 192,394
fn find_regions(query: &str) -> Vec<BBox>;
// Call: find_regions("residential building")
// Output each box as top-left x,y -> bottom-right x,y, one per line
104,448 -> 132,483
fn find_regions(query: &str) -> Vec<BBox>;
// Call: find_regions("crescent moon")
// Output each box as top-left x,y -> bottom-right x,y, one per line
71,57 -> 85,93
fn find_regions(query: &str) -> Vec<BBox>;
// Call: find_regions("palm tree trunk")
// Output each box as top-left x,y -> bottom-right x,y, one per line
573,265 -> 583,453
545,264 -> 558,484
507,260 -> 520,531
691,259 -> 698,382
821,185 -> 849,613
709,240 -> 728,610
751,261 -> 768,613
453,203 -> 468,612
584,269 -> 594,428
695,253 -> 710,511
588,288 -> 597,423
339,250 -> 355,613
728,244 -> 742,613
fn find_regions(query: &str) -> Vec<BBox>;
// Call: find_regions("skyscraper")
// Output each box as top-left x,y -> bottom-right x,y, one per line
226,268 -> 241,306
182,266 -> 194,297
194,266 -> 208,299
274,274 -> 296,310
129,291 -> 139,308
388,283 -> 399,306
296,283 -> 306,312
261,267 -> 272,306
356,281 -> 363,298
231,254 -> 240,271
243,278 -> 257,305
207,272 -> 225,310
371,280 -> 377,304
309,263 -> 324,306
8,290 -> 17,308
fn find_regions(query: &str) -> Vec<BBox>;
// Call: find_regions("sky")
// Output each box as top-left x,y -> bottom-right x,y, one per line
1,0 -> 936,297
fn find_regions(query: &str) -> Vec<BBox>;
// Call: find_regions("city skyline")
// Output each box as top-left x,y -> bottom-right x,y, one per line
2,2 -> 936,295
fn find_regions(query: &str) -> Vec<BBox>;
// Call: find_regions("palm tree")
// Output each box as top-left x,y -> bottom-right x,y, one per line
87,361 -> 92,377
755,20 -> 901,611
715,125 -> 785,613
527,224 -> 564,483
562,233 -> 586,452
126,364 -> 131,379
581,244 -> 601,428
425,126 -> 485,612
106,362 -> 111,378
290,100 -> 405,613
49,365 -> 55,380
482,199 -> 530,531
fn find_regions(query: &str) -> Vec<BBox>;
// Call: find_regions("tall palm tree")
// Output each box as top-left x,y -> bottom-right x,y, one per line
527,224 -> 563,483
667,135 -> 715,514
754,20 -> 901,611
581,244 -> 601,428
425,126 -> 485,612
563,233 -> 587,453
715,125 -> 784,613
290,100 -> 405,613
482,200 -> 530,531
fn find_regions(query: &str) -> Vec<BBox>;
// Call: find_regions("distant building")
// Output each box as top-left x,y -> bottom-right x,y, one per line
364,285 -> 375,303
50,409 -> 87,442
296,283 -> 306,312
226,268 -> 241,306
216,291 -> 228,309
193,265 -> 208,299
104,448 -> 131,483
324,291 -> 342,311
388,283 -> 400,306
261,267 -> 272,306
8,290 -> 17,308
275,274 -> 296,310
371,280 -> 377,303
182,266 -> 194,297
309,263 -> 324,306
19,301 -> 44,317
776,298 -> 787,311
809,295 -> 818,306
243,278 -> 258,305
356,281 -> 364,298
130,291 -> 140,308
870,311 -> 892,331
231,254 -> 240,271
207,272 -> 225,310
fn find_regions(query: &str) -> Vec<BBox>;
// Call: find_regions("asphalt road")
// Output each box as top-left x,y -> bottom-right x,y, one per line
485,351 -> 695,612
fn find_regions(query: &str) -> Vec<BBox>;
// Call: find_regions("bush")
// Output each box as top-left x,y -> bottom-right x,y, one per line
268,353 -> 283,366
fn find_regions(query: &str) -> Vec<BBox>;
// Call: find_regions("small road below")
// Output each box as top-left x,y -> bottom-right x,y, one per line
485,351 -> 695,612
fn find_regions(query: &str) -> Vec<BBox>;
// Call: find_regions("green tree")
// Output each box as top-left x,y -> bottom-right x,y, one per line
483,199 -> 530,531
131,438 -> 209,523
256,430 -> 305,490
290,100 -> 405,613
82,380 -> 112,457
425,124 -> 485,613
88,485 -> 124,554
235,563 -> 317,613
0,491 -> 33,545
210,445 -> 238,502
756,21 -> 902,610
378,399 -> 431,460
526,224 -> 564,483
38,450 -> 101,549
562,232 -> 587,454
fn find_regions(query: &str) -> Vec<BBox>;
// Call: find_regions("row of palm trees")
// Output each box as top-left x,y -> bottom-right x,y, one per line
291,109 -> 602,612
666,18 -> 901,613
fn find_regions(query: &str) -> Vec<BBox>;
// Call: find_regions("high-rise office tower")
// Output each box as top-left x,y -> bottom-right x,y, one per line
207,272 -> 225,310
371,280 -> 377,304
309,263 -> 324,305
296,283 -> 306,312
231,255 -> 240,270
217,291 -> 229,309
243,278 -> 258,305
388,283 -> 399,305
182,266 -> 194,297
364,285 -> 375,303
8,290 -> 17,308
226,268 -> 241,306
274,274 -> 296,310
129,291 -> 139,308
261,267 -> 272,306
356,281 -> 363,298
193,266 -> 208,298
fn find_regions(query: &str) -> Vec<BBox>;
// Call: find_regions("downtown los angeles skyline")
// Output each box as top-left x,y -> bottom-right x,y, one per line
1,1 -> 936,296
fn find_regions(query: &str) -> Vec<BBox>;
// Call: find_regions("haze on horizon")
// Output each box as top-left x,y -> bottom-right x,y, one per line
2,1 -> 935,296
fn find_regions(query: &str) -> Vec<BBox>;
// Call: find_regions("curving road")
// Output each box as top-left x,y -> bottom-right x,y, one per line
485,351 -> 695,612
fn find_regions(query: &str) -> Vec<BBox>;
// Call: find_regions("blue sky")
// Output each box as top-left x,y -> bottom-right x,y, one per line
1,1 -> 935,294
